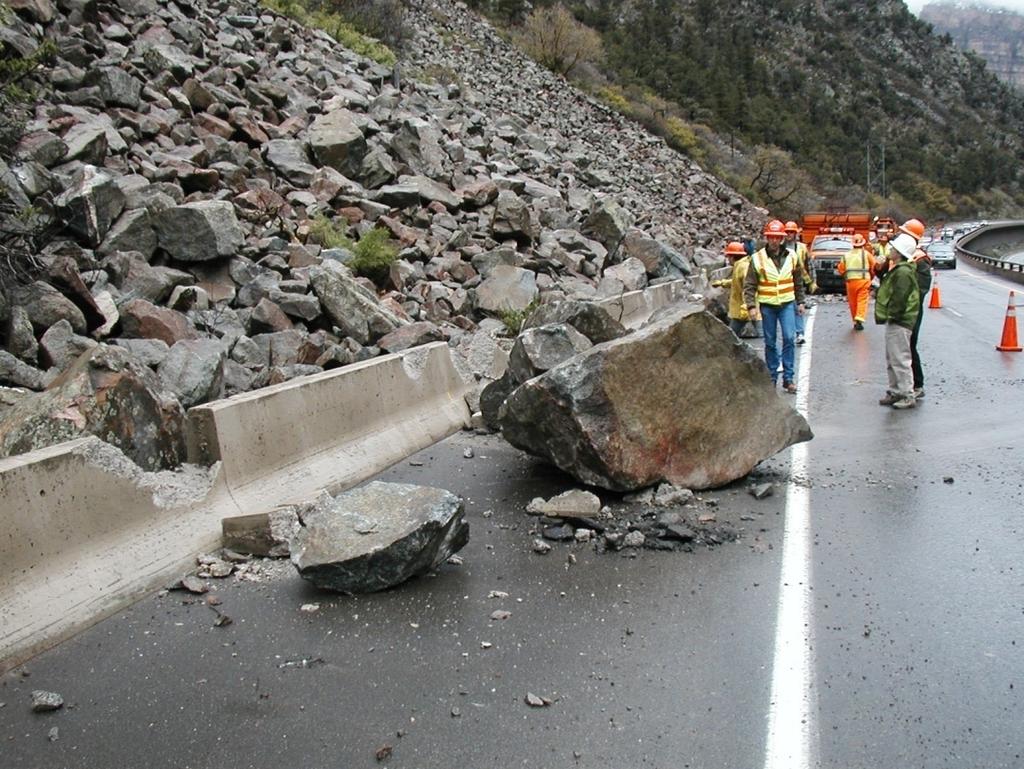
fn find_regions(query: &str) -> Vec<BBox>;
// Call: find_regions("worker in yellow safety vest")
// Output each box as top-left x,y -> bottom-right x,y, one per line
712,240 -> 763,338
837,233 -> 876,331
744,219 -> 807,393
784,220 -> 814,345
875,231 -> 892,264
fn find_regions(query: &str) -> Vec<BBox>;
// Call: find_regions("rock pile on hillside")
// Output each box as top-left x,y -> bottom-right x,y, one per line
0,0 -> 761,468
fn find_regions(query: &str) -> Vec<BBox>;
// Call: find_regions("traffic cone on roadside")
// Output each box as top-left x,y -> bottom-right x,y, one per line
996,291 -> 1023,352
928,279 -> 942,309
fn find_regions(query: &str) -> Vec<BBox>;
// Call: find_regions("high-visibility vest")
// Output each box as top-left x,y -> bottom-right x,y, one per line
876,243 -> 892,261
788,241 -> 812,285
841,248 -> 873,280
752,248 -> 796,305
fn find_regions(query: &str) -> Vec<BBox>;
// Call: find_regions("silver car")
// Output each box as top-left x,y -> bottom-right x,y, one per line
925,241 -> 957,269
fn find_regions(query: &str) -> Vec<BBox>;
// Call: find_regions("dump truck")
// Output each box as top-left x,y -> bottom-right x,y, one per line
799,212 -> 883,293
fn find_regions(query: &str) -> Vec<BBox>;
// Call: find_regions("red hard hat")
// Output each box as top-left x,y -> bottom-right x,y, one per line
899,219 -> 925,239
763,219 -> 786,239
724,241 -> 747,256
784,220 -> 799,233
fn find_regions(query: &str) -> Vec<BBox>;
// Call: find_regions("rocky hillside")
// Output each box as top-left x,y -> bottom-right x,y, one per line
0,0 -> 759,469
921,2 -> 1024,90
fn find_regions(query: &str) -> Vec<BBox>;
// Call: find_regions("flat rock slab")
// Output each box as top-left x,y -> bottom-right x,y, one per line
290,482 -> 468,594
499,304 -> 813,491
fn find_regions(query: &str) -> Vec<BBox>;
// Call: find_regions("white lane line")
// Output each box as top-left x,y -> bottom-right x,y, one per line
763,307 -> 816,769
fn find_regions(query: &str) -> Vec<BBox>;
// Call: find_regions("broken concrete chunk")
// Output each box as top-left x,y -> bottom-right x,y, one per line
222,508 -> 301,557
749,482 -> 774,500
290,482 -> 468,593
525,489 -> 601,519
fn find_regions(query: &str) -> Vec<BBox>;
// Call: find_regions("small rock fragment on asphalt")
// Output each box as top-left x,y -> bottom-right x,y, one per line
542,524 -> 575,541
375,744 -> 393,762
450,706 -> 461,717
48,726 -> 59,742
524,692 -> 551,707
623,531 -> 645,548
749,482 -> 774,499
463,448 -> 474,458
300,603 -> 320,613
31,691 -> 64,713
532,538 -> 552,554
943,476 -> 954,484
488,590 -> 509,599
490,609 -> 512,620
179,575 -> 208,594
574,528 -> 594,542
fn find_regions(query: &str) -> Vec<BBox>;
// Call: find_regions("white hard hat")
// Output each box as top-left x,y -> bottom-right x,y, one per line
890,233 -> 917,260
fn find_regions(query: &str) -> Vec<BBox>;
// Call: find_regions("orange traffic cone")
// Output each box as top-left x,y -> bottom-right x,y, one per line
996,291 -> 1023,352
928,279 -> 942,309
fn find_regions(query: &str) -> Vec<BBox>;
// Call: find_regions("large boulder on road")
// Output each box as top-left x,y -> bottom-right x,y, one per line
498,304 -> 812,490
290,482 -> 468,594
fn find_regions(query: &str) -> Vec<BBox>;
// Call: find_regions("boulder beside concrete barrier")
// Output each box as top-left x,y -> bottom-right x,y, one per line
499,304 -> 812,491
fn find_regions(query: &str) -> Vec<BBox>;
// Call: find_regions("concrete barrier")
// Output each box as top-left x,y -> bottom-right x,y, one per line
1,342 -> 471,672
598,279 -> 691,329
186,341 -> 471,514
0,438 -> 233,672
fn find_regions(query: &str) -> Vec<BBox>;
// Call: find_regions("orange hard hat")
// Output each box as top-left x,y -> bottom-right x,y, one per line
899,218 -> 925,239
763,219 -> 786,239
784,220 -> 799,233
724,241 -> 747,257
853,233 -> 866,247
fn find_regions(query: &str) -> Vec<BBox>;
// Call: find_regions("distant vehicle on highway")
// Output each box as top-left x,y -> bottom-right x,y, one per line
926,240 -> 957,269
809,234 -> 855,293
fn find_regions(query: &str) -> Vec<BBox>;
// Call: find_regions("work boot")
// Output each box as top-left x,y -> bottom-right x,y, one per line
783,381 -> 797,394
854,320 -> 864,330
796,334 -> 806,345
913,387 -> 925,399
891,397 -> 917,410
878,393 -> 900,406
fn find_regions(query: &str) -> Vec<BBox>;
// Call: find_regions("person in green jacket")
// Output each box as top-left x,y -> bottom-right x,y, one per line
875,232 -> 922,409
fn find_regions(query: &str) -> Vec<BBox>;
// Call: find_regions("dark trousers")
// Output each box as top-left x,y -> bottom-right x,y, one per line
910,291 -> 925,388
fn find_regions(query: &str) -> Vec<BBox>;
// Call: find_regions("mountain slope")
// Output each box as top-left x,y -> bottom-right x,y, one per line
920,2 -> 1024,90
567,0 -> 1024,216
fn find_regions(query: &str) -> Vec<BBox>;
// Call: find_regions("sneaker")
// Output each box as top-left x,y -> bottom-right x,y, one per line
783,381 -> 797,394
853,320 -> 864,330
796,335 -> 806,345
878,393 -> 900,406
891,397 -> 917,410
913,387 -> 925,399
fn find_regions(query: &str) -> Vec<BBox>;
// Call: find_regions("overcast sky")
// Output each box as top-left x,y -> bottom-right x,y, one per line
906,0 -> 1024,13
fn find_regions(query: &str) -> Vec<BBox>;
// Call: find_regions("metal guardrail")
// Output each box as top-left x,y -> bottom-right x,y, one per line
955,222 -> 1024,287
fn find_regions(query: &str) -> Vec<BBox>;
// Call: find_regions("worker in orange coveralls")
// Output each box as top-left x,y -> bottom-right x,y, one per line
837,233 -> 875,330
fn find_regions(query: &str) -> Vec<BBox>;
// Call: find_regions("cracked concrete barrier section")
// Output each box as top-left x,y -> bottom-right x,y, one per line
597,279 -> 691,328
0,342 -> 471,672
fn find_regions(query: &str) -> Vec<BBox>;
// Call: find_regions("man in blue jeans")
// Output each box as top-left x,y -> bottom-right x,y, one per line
743,219 -> 807,393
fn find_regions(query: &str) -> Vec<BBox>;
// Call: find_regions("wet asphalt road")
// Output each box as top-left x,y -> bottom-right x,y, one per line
1,261 -> 1022,769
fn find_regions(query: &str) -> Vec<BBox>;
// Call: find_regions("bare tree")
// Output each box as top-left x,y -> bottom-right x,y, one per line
516,4 -> 602,77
